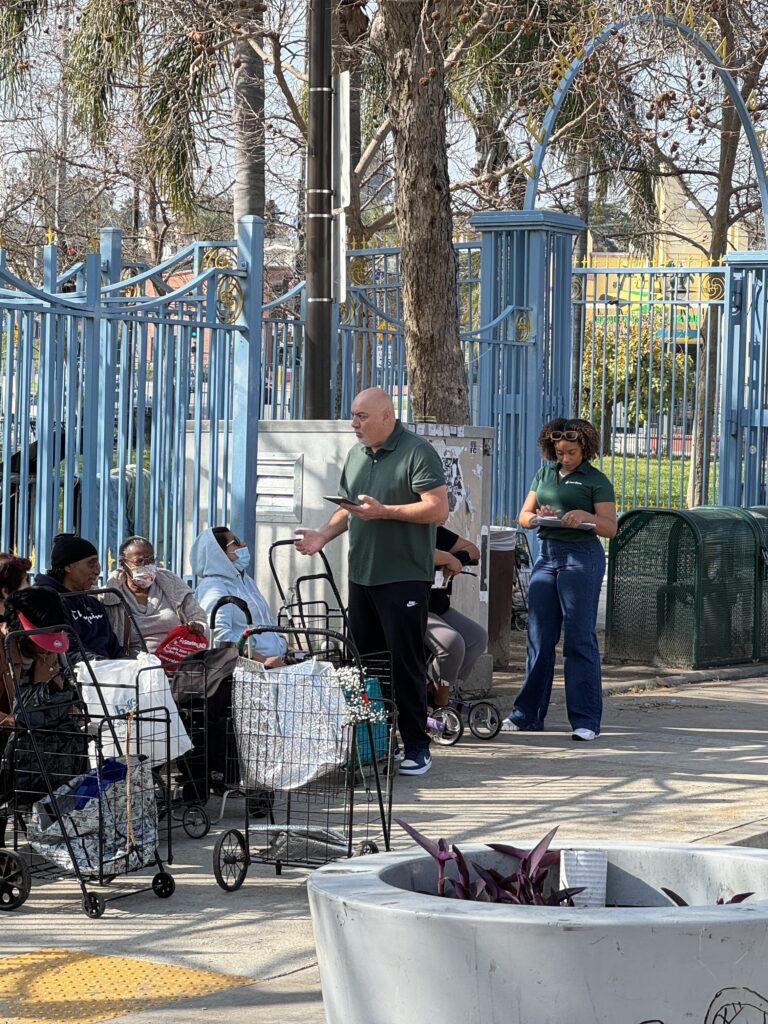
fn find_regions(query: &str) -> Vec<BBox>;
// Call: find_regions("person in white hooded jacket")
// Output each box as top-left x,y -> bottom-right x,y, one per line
189,526 -> 287,662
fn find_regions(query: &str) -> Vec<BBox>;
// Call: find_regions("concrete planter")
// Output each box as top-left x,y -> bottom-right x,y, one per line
307,840 -> 768,1024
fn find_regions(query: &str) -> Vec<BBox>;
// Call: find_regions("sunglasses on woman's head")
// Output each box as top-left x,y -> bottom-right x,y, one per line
549,430 -> 581,441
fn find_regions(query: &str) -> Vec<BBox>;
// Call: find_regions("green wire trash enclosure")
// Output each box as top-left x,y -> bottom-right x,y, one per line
606,507 -> 768,669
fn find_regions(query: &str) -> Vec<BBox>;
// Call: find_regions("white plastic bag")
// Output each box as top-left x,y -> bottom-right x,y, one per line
76,653 -> 192,765
232,657 -> 350,792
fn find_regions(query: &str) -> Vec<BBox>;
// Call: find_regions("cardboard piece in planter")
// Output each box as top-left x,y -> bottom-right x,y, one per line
560,848 -> 608,907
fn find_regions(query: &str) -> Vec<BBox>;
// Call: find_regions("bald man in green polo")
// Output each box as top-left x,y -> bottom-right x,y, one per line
295,388 -> 448,777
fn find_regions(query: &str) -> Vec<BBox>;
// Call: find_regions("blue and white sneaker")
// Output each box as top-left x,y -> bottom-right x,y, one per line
398,749 -> 432,776
501,712 -> 544,733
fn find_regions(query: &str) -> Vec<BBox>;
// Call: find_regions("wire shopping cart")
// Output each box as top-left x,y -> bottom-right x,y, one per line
0,621 -> 175,918
212,626 -> 396,890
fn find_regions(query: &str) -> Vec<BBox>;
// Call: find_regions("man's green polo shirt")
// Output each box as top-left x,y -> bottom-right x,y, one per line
339,421 -> 446,586
531,460 -> 615,543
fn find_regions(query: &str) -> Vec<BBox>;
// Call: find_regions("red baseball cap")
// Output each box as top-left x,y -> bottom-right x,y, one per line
17,611 -> 70,654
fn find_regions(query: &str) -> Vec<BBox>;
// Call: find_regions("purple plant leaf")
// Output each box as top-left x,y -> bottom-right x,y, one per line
484,866 -> 509,886
525,826 -> 559,877
531,865 -> 552,888
473,876 -> 489,901
452,845 -> 471,890
394,818 -> 454,862
661,887 -> 689,907
487,842 -> 531,861
725,892 -> 754,904
488,839 -> 561,866
447,878 -> 470,900
473,881 -> 492,902
470,861 -> 506,902
518,871 -> 536,903
537,851 -> 560,869
500,870 -> 522,890
436,837 -> 456,862
547,886 -> 586,906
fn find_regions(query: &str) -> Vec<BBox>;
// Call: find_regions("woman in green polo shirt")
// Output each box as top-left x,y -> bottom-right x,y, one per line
502,418 -> 617,741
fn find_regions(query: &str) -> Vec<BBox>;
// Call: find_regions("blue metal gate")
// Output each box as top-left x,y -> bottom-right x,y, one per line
0,218 -> 263,575
719,252 -> 768,506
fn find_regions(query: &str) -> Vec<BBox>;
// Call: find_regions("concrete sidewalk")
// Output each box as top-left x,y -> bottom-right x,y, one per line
3,667 -> 768,1023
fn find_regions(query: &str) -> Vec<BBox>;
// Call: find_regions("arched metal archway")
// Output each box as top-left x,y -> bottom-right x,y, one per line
523,12 -> 768,244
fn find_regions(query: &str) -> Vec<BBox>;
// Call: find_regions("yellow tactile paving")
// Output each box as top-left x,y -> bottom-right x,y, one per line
0,947 -> 252,1024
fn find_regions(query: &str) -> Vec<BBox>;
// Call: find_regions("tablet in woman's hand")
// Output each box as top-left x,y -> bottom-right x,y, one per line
532,515 -> 596,531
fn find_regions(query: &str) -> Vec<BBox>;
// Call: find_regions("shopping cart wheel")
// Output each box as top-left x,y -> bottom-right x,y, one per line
213,829 -> 249,892
0,849 -> 31,910
355,840 -> 379,856
152,871 -> 176,899
428,707 -> 464,746
82,891 -> 105,918
182,805 -> 211,839
467,701 -> 502,740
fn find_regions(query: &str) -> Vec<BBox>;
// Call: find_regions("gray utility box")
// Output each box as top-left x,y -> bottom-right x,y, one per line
184,420 -> 495,691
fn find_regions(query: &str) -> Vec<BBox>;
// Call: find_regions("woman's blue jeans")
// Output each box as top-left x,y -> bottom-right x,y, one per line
512,538 -> 605,733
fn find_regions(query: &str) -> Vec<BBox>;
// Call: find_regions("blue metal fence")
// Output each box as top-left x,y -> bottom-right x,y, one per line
1,210 -> 764,576
572,261 -> 727,512
720,251 -> 768,506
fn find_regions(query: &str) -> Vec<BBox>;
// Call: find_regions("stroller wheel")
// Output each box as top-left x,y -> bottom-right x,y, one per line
427,707 -> 464,746
355,840 -> 379,856
512,612 -> 528,632
82,891 -> 105,919
0,849 -> 31,911
182,805 -> 211,839
468,701 -> 502,740
152,871 -> 176,899
214,829 -> 249,892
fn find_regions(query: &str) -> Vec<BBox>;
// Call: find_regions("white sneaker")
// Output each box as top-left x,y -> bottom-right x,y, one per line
501,718 -> 522,732
572,728 -> 597,742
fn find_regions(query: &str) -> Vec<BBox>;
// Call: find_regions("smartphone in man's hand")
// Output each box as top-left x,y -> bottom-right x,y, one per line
323,495 -> 363,507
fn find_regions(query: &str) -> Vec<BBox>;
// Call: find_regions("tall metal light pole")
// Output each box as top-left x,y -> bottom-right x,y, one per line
305,0 -> 333,418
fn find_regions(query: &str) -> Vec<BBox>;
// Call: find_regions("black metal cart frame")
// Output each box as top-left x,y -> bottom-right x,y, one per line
0,621 -> 175,917
212,625 -> 396,892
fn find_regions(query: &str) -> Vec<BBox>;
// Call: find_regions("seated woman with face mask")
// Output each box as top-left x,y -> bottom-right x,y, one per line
103,535 -> 209,656
189,527 -> 287,665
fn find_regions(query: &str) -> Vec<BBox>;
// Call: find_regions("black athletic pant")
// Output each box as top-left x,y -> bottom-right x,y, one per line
347,579 -> 431,754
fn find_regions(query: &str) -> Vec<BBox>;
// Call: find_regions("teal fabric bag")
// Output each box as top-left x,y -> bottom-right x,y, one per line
353,677 -> 389,765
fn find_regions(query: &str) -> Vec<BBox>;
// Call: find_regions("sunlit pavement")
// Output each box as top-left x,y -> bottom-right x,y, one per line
3,666 -> 768,1023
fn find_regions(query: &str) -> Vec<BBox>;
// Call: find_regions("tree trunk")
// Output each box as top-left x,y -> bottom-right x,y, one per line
334,1 -> 368,244
601,400 -> 614,454
233,4 -> 265,225
370,0 -> 467,425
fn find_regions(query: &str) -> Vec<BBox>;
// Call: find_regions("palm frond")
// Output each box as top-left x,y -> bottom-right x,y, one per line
142,29 -> 225,217
67,0 -> 140,145
0,0 -> 49,97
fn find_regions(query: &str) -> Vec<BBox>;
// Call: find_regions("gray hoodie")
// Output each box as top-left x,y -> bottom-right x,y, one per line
189,528 -> 286,657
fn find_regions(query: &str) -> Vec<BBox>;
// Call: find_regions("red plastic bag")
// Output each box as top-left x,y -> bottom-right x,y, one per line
154,624 -> 209,667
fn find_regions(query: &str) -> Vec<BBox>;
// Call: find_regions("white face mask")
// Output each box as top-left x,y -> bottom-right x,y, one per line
130,564 -> 157,589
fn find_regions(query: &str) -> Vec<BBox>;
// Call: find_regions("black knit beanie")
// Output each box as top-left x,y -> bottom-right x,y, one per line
50,533 -> 98,571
